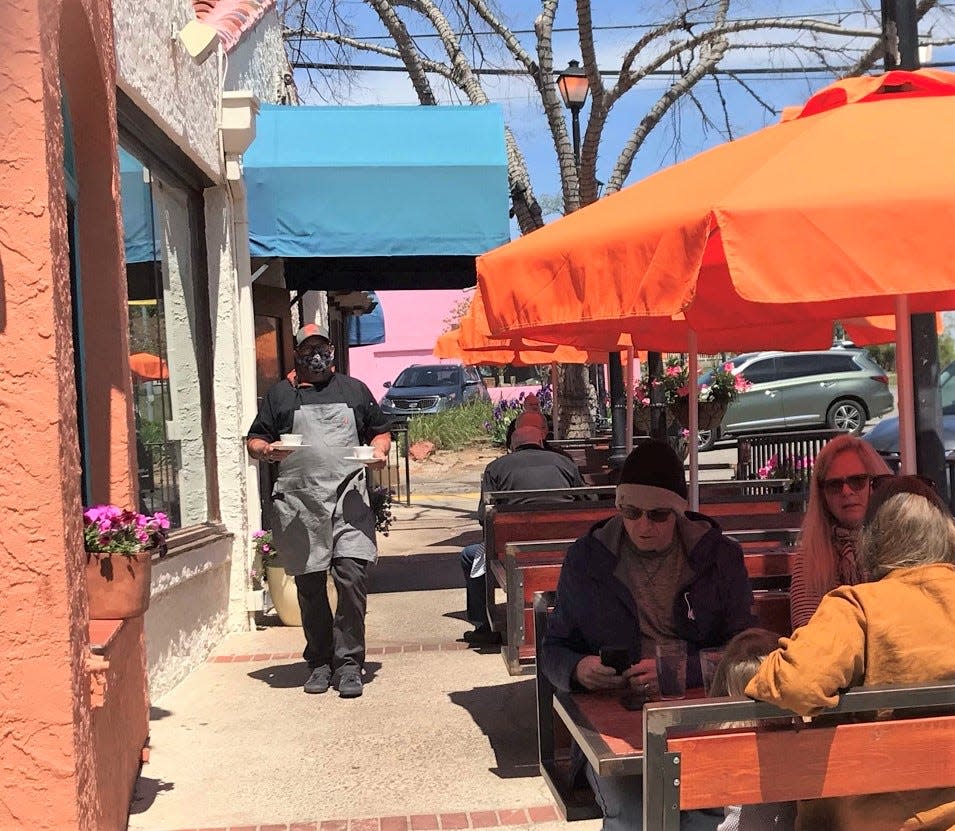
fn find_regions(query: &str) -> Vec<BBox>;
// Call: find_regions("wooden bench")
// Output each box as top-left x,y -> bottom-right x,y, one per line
504,534 -> 796,675
643,682 -> 955,829
483,490 -> 618,625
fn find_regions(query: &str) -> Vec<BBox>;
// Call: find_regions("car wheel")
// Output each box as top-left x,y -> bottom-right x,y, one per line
827,399 -> 866,435
697,428 -> 718,452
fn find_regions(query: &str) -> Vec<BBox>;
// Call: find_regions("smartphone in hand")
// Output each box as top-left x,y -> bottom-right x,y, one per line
600,646 -> 630,675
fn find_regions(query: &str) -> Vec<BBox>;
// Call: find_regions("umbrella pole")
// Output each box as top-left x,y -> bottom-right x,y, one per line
896,296 -> 916,474
688,331 -> 699,512
625,348 -> 635,454
550,362 -> 559,438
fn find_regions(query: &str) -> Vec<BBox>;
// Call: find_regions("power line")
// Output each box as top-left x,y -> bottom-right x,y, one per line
291,4 -> 955,42
291,59 -> 955,78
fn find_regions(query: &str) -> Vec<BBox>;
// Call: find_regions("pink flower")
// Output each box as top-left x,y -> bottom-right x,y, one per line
723,362 -> 734,371
640,397 -> 651,406
665,365 -> 683,377
252,530 -> 267,539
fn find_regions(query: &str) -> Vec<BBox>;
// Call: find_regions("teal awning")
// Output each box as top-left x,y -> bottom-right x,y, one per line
244,104 -> 510,291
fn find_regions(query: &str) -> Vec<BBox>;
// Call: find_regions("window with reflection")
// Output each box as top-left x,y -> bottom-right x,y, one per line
119,146 -> 208,529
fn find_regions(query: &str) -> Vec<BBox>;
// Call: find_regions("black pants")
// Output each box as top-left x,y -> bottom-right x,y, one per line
295,557 -> 369,672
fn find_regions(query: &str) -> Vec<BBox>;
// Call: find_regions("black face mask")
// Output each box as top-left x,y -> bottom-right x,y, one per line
295,344 -> 335,377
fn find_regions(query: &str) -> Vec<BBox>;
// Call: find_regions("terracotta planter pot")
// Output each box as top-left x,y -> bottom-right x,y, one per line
265,565 -> 339,627
669,398 -> 728,431
86,550 -> 153,620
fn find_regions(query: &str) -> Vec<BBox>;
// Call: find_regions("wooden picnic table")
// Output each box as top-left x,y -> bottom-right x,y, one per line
554,688 -> 706,778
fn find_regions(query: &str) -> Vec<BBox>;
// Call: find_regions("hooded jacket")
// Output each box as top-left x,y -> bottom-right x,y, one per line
541,513 -> 756,694
747,563 -> 955,831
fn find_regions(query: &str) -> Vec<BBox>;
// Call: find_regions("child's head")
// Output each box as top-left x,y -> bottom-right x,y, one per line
708,628 -> 780,697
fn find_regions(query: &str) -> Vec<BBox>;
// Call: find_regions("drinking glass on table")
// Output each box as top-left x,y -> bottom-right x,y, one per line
655,641 -> 688,699
699,646 -> 726,697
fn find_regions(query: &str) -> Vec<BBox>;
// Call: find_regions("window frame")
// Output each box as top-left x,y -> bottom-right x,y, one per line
118,91 -> 220,524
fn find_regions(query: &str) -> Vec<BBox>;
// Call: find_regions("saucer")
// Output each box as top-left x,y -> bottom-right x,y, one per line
343,455 -> 377,464
273,443 -> 310,450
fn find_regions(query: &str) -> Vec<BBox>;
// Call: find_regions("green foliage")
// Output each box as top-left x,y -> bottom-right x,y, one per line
866,344 -> 895,372
486,397 -> 523,446
405,400 -> 494,450
866,334 -> 955,374
940,333 -> 955,368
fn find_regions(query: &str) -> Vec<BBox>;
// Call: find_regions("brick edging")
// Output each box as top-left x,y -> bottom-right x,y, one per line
159,804 -> 560,831
209,642 -> 472,663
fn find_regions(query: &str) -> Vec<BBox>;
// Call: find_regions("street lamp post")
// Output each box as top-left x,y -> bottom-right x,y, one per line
557,60 -> 613,435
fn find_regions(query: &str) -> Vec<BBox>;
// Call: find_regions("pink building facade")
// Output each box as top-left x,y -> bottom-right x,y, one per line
348,289 -> 541,404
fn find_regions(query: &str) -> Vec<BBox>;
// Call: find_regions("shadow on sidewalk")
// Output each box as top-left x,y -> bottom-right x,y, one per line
449,679 -> 540,780
129,776 -> 175,815
369,553 -> 462,593
247,660 -> 383,689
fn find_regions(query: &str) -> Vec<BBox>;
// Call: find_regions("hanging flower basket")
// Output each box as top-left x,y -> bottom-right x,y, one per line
669,398 -> 728,431
633,407 -> 652,435
86,551 -> 153,620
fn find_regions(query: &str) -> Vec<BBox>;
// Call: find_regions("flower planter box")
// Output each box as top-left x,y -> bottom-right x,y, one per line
86,551 -> 153,620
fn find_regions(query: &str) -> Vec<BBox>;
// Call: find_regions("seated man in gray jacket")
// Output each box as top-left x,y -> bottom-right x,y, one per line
461,424 -> 586,645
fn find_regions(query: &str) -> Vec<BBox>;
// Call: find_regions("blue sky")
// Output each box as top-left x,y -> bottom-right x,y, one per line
290,1 -> 955,225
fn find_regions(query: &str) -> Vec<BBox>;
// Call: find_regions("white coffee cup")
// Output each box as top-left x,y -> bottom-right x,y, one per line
353,445 -> 375,460
280,433 -> 303,446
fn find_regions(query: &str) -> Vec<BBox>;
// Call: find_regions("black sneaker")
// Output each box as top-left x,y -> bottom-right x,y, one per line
463,627 -> 502,646
338,669 -> 363,698
304,665 -> 332,694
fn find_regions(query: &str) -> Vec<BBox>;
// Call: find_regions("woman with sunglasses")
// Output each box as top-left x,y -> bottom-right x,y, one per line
747,477 -> 955,830
541,440 -> 755,831
790,435 -> 892,630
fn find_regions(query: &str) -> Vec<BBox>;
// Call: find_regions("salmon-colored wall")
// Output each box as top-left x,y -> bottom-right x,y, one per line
91,618 -> 149,831
0,0 -> 142,827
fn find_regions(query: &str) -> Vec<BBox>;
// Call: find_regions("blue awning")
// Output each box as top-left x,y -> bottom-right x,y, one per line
244,104 -> 510,290
119,147 -> 159,264
349,291 -> 385,346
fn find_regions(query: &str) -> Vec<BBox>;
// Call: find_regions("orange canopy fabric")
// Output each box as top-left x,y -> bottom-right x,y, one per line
433,329 -> 606,366
477,70 -> 955,348
129,352 -> 169,381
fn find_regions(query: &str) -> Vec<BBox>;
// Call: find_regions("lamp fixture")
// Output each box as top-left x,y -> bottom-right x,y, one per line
178,19 -> 220,65
556,59 -> 590,110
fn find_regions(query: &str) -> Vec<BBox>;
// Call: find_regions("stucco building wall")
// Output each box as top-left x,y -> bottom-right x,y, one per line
112,0 -> 221,178
226,16 -> 288,104
0,0 -> 140,824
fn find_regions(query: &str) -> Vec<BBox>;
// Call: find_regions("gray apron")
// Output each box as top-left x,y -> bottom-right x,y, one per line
270,402 -> 377,576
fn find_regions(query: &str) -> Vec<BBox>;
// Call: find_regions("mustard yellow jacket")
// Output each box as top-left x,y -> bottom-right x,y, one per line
747,563 -> 955,831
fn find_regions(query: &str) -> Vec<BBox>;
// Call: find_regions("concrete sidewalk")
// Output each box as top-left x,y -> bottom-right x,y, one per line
128,455 -> 602,831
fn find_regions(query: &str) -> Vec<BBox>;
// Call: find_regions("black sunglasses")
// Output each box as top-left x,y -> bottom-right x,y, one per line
619,505 -> 674,523
820,474 -> 874,496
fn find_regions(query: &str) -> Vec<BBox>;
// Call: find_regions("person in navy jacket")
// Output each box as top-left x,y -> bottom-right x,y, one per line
541,440 -> 755,831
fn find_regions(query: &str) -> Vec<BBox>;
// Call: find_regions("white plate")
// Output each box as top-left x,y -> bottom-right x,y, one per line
343,455 -> 377,464
273,443 -> 310,450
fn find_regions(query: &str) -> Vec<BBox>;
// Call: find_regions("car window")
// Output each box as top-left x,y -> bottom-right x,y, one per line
394,367 -> 458,387
738,358 -> 778,385
776,354 -> 857,379
942,365 -> 955,411
464,367 -> 482,384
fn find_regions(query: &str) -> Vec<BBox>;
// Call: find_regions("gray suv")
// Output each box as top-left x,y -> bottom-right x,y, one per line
380,363 -> 490,419
698,349 -> 894,450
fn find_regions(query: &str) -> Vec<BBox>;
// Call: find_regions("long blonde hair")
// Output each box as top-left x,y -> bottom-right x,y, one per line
798,434 -> 891,598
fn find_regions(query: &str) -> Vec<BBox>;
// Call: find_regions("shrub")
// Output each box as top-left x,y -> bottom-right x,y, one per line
405,400 -> 494,450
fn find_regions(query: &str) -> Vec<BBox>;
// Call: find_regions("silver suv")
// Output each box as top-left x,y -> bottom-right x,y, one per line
380,363 -> 490,419
698,349 -> 894,450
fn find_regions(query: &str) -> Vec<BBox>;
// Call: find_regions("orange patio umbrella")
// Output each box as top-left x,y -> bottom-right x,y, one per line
434,328 -> 608,367
476,69 -> 955,472
129,352 -> 169,381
